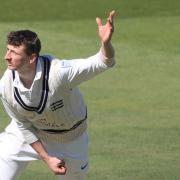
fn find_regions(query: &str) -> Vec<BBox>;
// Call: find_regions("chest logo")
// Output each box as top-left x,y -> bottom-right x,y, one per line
50,99 -> 64,111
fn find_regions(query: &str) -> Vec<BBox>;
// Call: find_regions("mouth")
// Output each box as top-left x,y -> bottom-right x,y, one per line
7,63 -> 12,66
7,63 -> 14,69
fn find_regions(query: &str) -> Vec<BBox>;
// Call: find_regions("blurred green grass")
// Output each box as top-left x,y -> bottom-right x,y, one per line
0,0 -> 180,179
0,0 -> 180,21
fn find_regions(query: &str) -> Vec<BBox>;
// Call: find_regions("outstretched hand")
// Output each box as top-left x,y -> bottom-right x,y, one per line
96,10 -> 116,44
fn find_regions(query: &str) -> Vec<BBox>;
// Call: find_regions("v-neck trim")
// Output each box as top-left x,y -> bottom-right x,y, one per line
12,56 -> 51,114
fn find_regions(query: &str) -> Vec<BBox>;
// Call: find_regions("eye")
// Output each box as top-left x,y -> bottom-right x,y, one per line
10,50 -> 20,55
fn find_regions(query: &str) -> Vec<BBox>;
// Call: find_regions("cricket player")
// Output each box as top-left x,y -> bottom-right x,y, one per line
0,10 -> 116,180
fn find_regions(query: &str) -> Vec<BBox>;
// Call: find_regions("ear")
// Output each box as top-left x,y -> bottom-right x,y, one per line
29,53 -> 38,64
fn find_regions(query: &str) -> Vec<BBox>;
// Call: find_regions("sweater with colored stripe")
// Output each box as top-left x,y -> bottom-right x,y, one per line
0,50 -> 115,144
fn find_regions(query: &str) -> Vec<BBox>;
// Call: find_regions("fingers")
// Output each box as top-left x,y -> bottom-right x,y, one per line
55,166 -> 66,175
55,159 -> 66,175
109,10 -> 116,18
107,10 -> 116,33
96,17 -> 102,27
96,10 -> 116,27
58,159 -> 65,167
108,10 -> 116,24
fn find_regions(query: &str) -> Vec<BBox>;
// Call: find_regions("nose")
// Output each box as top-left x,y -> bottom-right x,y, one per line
4,50 -> 11,60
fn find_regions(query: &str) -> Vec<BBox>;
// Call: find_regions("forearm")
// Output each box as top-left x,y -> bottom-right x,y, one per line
30,140 -> 66,175
30,140 -> 50,162
101,42 -> 115,67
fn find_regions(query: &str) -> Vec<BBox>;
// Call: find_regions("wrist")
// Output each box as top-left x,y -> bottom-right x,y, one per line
39,152 -> 51,162
100,47 -> 115,67
30,140 -> 50,162
101,42 -> 114,59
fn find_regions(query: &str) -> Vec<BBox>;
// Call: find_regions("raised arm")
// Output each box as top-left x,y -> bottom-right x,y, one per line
96,10 -> 116,66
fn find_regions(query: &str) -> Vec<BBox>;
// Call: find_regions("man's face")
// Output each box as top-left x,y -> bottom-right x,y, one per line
4,44 -> 30,71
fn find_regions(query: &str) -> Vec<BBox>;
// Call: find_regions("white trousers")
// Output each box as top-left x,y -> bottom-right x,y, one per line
0,120 -> 89,180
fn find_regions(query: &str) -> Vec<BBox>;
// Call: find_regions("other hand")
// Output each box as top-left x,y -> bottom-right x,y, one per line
46,156 -> 66,175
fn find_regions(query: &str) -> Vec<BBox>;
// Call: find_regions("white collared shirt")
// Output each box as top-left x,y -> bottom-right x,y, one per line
0,51 -> 115,144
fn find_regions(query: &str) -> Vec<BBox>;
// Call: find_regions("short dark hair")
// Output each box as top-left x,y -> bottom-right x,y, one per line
7,30 -> 41,56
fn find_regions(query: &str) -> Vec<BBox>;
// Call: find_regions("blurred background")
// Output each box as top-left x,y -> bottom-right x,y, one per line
0,0 -> 180,179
